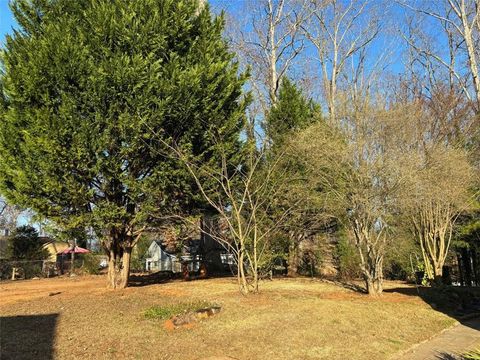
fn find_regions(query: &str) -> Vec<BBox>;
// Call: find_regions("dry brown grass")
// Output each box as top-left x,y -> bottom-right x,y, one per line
0,276 -> 455,360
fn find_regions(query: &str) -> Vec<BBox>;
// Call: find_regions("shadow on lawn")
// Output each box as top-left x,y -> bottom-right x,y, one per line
0,313 -> 58,360
128,271 -> 234,287
384,285 -> 480,331
128,271 -> 180,287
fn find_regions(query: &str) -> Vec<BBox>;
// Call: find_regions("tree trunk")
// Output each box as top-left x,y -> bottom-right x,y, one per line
472,249 -> 478,286
119,248 -> 131,289
268,1 -> 278,106
463,248 -> 472,287
432,266 -> 444,286
107,243 -> 132,289
462,17 -> 480,110
287,243 -> 298,277
252,237 -> 259,293
252,269 -> 259,293
238,248 -> 249,295
70,243 -> 75,276
365,277 -> 383,296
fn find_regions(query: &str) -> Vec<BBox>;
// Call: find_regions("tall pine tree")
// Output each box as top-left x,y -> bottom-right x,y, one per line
265,78 -> 320,146
263,77 -> 322,276
0,0 -> 247,288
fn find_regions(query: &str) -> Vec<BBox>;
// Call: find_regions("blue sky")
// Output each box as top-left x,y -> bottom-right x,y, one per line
0,0 -> 16,46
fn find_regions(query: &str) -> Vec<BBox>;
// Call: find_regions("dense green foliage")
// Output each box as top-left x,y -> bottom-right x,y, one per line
6,225 -> 48,261
334,231 -> 361,280
265,78 -> 320,144
0,0 -> 248,286
130,235 -> 151,271
81,253 -> 101,275
262,78 -> 325,276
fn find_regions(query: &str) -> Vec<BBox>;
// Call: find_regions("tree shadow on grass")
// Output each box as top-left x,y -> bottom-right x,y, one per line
324,279 -> 367,294
128,271 -> 181,287
0,313 -> 58,360
435,352 -> 462,359
384,285 -> 480,331
128,270 -> 235,287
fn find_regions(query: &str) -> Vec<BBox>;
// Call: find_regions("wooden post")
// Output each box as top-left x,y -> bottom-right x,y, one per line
70,239 -> 76,276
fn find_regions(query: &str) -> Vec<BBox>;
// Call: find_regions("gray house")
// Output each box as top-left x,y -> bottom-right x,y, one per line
144,217 -> 236,275
145,240 -> 181,273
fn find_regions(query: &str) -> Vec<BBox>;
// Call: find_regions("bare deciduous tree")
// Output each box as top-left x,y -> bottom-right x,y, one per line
0,198 -> 22,233
388,98 -> 477,282
400,0 -> 480,111
290,99 -> 407,295
231,0 -> 311,110
163,139 -> 296,294
302,0 -> 382,121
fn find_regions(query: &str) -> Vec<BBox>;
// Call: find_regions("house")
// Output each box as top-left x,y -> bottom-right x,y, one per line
145,240 -> 182,272
145,233 -> 234,276
41,239 -> 70,262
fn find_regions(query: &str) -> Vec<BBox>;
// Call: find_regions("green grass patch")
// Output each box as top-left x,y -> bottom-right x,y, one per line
143,301 -> 216,320
463,348 -> 480,360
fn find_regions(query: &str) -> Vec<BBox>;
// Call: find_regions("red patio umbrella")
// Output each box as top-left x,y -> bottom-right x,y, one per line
58,246 -> 90,255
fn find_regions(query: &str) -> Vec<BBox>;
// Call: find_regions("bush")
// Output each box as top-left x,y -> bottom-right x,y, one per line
335,234 -> 361,280
82,254 -> 100,275
22,261 -> 43,278
0,260 -> 44,279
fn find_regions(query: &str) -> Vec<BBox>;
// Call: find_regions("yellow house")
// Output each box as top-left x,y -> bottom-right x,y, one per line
41,238 -> 70,262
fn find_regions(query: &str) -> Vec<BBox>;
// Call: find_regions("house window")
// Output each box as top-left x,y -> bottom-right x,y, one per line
220,253 -> 234,265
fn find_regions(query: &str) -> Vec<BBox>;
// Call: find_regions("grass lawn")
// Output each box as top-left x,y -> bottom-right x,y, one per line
0,275 -> 456,360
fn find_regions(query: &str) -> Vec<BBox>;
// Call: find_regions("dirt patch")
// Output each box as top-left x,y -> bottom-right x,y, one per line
0,275 -> 106,307
164,319 -> 176,331
170,306 -> 221,327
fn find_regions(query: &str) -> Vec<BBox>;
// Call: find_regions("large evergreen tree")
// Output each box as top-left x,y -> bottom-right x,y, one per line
265,78 -> 320,145
263,77 -> 322,275
6,225 -> 49,261
0,0 -> 247,288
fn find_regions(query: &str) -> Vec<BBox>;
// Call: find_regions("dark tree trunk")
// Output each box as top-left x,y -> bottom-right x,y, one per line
463,247 -> 472,287
287,243 -> 299,277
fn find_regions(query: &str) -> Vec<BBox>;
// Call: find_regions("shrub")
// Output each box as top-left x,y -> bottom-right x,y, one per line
82,254 -> 100,275
335,234 -> 361,280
